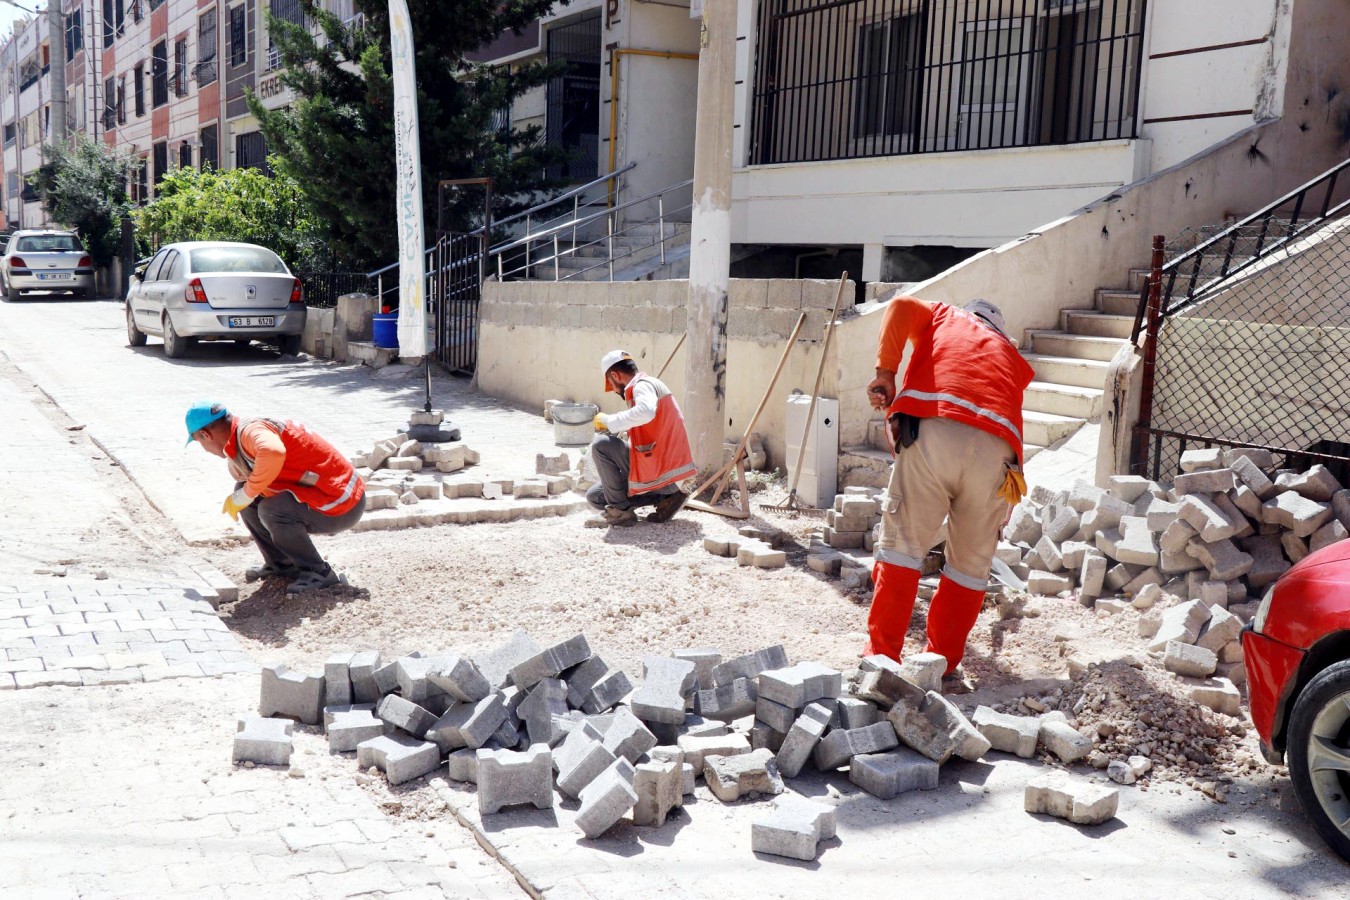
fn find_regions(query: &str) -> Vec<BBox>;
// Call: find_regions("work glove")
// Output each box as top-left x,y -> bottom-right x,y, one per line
594,414 -> 608,433
222,488 -> 255,522
997,462 -> 1027,507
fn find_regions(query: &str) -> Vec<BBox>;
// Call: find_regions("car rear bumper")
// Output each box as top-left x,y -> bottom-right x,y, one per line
171,306 -> 307,338
8,271 -> 95,291
1241,622 -> 1305,765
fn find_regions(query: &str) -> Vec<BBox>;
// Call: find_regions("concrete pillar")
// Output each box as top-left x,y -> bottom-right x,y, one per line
862,244 -> 885,283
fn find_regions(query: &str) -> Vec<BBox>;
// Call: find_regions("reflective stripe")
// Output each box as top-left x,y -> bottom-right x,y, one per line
874,547 -> 925,570
634,442 -> 656,453
942,563 -> 988,592
630,461 -> 697,493
316,470 -> 360,512
897,389 -> 1022,444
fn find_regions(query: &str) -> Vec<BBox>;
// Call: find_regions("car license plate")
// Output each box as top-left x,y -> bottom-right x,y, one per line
37,273 -> 71,280
228,316 -> 276,327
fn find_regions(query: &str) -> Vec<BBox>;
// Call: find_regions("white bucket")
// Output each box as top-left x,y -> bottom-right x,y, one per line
552,402 -> 599,446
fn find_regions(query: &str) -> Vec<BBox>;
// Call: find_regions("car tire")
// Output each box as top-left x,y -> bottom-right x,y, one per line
6,284 -> 19,302
162,315 -> 193,359
278,334 -> 302,356
126,305 -> 147,347
1287,658 -> 1350,862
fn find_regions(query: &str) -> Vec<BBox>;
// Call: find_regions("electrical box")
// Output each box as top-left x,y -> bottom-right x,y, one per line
784,394 -> 839,509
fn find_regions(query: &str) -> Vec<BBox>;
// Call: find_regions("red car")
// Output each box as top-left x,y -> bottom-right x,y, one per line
1243,537 -> 1350,861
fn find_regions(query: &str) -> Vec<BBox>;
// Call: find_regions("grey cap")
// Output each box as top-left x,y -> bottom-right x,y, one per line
963,299 -> 1007,337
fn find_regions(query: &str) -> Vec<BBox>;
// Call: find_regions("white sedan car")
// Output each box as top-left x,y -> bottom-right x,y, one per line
1,229 -> 96,300
125,241 -> 307,358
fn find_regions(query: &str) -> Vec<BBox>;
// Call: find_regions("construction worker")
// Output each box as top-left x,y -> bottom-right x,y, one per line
864,297 -> 1033,686
586,350 -> 696,528
185,401 -> 365,594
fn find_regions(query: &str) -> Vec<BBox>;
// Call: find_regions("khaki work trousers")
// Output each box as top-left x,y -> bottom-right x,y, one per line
873,416 -> 1014,588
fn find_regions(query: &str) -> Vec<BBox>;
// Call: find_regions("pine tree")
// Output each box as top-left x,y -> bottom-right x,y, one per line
251,0 -> 567,269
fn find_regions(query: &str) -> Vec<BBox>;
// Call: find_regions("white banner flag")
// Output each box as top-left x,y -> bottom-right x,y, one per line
389,0 -> 427,359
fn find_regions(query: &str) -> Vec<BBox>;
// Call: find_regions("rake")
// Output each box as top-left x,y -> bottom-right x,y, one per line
763,272 -> 849,517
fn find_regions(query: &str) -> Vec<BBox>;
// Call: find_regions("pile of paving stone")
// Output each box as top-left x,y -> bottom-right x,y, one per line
233,635 -> 1130,862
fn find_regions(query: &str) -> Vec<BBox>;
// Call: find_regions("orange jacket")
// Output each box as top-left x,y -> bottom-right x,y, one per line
623,374 -> 697,495
877,297 -> 1034,463
226,418 -> 365,516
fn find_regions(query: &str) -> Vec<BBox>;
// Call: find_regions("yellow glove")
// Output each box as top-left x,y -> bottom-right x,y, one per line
222,488 -> 254,522
997,463 -> 1027,506
594,414 -> 608,433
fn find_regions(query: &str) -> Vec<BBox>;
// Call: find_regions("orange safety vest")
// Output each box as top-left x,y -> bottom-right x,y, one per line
888,303 -> 1035,463
624,374 -> 697,495
226,418 -> 365,516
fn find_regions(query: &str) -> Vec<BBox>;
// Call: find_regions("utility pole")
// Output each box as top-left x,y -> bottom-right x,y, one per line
682,0 -> 736,476
46,0 -> 65,144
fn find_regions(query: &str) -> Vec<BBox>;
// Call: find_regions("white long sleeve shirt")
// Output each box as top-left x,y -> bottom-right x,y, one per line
601,377 -> 659,433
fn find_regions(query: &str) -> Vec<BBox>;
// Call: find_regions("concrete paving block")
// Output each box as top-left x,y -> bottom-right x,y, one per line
1106,475 -> 1153,504
1187,537 -> 1255,582
1178,494 -> 1240,542
357,734 -> 441,785
751,722 -> 787,754
1025,770 -> 1119,825
566,655 -> 612,708
1095,598 -> 1129,616
446,747 -> 479,783
1027,571 -> 1073,595
233,717 -> 294,766
712,645 -> 791,688
1173,468 -> 1237,496
1311,518 -> 1350,553
1179,447 -> 1224,472
1147,598 -> 1212,651
1160,518 -> 1200,554
677,732 -> 751,772
513,478 -> 547,498
850,747 -> 940,799
1068,480 -> 1106,512
259,664 -> 325,726
510,634 -> 592,690
1185,676 -> 1242,716
832,697 -> 879,730
1279,530 -> 1309,566
1333,489 -> 1350,531
1107,759 -> 1136,785
1229,454 -> 1276,499
972,706 -> 1040,758
1079,553 -> 1108,603
1280,464 -> 1343,502
758,662 -> 842,709
1262,491 -> 1334,537
888,690 -> 989,764
376,694 -> 438,739
853,667 -> 926,710
575,758 -> 638,839
774,702 -> 833,777
1104,562 -> 1137,592
427,654 -> 491,702
813,721 -> 899,771
477,744 -> 555,814
756,696 -> 798,733
1232,484 -> 1266,521
1038,720 -> 1094,764
556,722 -> 617,799
371,658 -> 402,697
602,705 -> 658,763
632,759 -> 684,826
348,650 -> 383,703
696,676 -> 759,721
517,678 -> 569,745
583,669 -> 634,714
1196,606 -> 1243,654
752,795 -> 836,861
1199,580 -> 1229,608
1165,641 -> 1218,678
1043,507 -> 1082,545
1160,546 -> 1205,576
1131,583 -> 1164,610
1004,503 -> 1042,544
395,656 -> 438,704
705,748 -> 785,802
631,655 -> 698,725
536,451 -> 570,475
326,706 -> 384,753
896,653 -> 946,693
427,694 -> 508,751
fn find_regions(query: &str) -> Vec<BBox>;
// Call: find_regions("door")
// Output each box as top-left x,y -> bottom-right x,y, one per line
132,249 -> 170,330
958,18 -> 1031,150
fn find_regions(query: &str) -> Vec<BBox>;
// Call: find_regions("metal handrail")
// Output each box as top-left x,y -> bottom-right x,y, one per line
490,178 -> 693,259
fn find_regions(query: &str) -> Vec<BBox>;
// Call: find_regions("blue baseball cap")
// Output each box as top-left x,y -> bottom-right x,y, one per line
185,401 -> 229,446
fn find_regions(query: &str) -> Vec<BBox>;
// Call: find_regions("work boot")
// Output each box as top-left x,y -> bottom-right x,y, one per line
585,506 -> 639,529
646,489 -> 689,523
286,566 -> 341,595
245,563 -> 301,583
941,667 -> 974,695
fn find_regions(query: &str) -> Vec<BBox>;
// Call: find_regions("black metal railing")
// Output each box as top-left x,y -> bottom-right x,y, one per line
296,271 -> 371,309
750,0 -> 1146,165
431,234 -> 484,374
1130,158 -> 1350,482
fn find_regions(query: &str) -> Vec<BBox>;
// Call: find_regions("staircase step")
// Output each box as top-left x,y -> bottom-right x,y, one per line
1023,409 -> 1084,448
1129,268 -> 1151,292
1024,380 -> 1103,420
1022,353 -> 1111,389
1026,330 -> 1127,363
1060,310 -> 1135,340
1096,287 -> 1142,317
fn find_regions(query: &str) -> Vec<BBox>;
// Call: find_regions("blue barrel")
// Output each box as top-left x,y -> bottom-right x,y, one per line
372,312 -> 398,349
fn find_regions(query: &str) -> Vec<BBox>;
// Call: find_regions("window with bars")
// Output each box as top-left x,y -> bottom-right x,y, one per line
130,0 -> 141,23
117,77 -> 126,125
103,75 -> 116,128
268,0 -> 305,69
174,39 -> 188,96
179,142 -> 192,169
151,41 -> 167,107
198,10 -> 218,85
65,9 -> 83,59
153,141 -> 168,185
134,64 -> 144,117
229,6 -> 247,67
135,156 -> 148,205
3,122 -> 13,147
200,124 -> 218,170
235,130 -> 269,171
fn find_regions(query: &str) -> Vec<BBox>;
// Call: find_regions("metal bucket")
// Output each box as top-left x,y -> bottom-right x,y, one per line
552,402 -> 599,446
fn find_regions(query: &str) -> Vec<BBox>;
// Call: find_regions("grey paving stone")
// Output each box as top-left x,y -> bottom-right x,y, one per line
472,630 -> 540,690
259,664 -> 325,726
694,676 -> 758,722
751,795 -> 836,861
348,650 -> 383,703
233,717 -> 295,766
324,652 -> 355,707
631,655 -> 697,726
395,656 -> 439,704
972,706 -> 1040,758
757,661 -> 842,709
476,743 -> 555,814
813,721 -> 899,771
704,748 -> 784,802
775,702 -> 833,778
582,669 -> 633,714
517,678 -> 569,745
357,734 -> 441,785
672,648 -> 722,691
575,758 -> 637,839
711,645 -> 789,686
849,747 -> 940,798
1025,770 -> 1118,825
509,634 -> 591,690
426,694 -> 507,751
376,694 -> 438,739
601,705 -> 657,763
427,654 -> 491,703
326,706 -> 385,753
555,722 -> 617,799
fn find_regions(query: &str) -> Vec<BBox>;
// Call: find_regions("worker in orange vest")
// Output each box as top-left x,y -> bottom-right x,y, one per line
185,401 -> 365,594
586,350 -> 697,528
865,298 -> 1032,690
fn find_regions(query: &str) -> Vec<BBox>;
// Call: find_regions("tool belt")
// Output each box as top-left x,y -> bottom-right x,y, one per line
886,412 -> 922,453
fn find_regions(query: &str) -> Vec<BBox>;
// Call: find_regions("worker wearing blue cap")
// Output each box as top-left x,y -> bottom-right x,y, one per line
185,401 -> 365,594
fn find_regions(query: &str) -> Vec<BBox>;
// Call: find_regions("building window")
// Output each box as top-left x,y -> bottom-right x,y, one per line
130,0 -> 141,23
151,41 -> 167,107
135,156 -> 148,205
117,76 -> 127,125
197,10 -> 218,86
153,141 -> 168,185
199,124 -> 218,170
3,122 -> 13,147
229,6 -> 246,67
267,0 -> 304,70
103,76 -> 116,128
853,15 -> 922,140
179,142 -> 192,169
65,9 -> 83,59
235,130 -> 268,171
174,39 -> 188,96
134,64 -> 145,117
148,0 -> 164,10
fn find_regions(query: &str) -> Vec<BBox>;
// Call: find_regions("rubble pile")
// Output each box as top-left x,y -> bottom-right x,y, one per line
232,634 -> 1131,860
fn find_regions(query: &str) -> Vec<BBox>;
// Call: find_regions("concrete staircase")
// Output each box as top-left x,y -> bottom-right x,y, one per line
530,222 -> 691,282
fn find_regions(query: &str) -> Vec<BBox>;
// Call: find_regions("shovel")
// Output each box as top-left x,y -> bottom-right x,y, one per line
988,556 -> 1027,592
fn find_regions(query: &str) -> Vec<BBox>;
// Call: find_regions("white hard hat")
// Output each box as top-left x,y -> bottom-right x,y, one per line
964,299 -> 1007,337
600,349 -> 633,392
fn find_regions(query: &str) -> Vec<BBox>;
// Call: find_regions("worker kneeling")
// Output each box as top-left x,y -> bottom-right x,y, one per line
865,297 -> 1032,686
586,350 -> 696,528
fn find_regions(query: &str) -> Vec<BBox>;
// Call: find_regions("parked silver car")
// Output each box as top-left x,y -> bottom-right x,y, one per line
125,241 -> 306,358
1,229 -> 96,301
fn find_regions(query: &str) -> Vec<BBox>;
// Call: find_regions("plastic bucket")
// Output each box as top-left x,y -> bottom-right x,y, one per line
372,313 -> 399,349
552,401 -> 599,446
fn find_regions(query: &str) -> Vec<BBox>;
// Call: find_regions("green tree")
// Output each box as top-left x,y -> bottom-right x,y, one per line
252,0 -> 567,270
28,134 -> 140,266
131,161 -> 324,270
